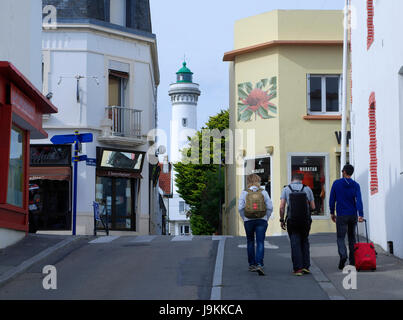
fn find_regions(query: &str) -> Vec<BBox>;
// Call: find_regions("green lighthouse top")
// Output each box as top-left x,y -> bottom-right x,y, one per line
176,62 -> 193,83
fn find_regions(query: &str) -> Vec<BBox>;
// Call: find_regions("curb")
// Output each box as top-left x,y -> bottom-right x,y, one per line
0,236 -> 82,288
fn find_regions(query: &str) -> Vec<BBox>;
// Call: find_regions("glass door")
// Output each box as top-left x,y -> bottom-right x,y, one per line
95,176 -> 135,230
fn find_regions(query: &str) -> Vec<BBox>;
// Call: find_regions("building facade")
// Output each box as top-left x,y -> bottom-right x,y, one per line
168,62 -> 200,235
223,10 -> 348,236
0,0 -> 53,248
31,0 -> 160,235
350,0 -> 403,258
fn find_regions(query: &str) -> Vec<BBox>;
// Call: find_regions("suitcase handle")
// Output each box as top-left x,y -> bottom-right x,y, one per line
356,218 -> 369,243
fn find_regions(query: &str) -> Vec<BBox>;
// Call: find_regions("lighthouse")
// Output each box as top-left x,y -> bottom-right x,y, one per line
168,61 -> 201,235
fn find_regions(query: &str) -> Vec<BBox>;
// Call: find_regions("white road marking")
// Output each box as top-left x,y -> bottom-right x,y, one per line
237,241 -> 279,249
89,236 -> 120,244
212,235 -> 233,241
211,238 -> 226,300
171,235 -> 194,241
130,235 -> 157,243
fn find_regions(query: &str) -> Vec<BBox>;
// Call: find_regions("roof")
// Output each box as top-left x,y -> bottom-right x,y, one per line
158,162 -> 172,196
223,40 -> 343,61
176,62 -> 193,74
0,61 -> 58,114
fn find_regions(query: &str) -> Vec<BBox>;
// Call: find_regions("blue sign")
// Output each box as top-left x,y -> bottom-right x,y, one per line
86,158 -> 97,167
50,133 -> 93,145
93,201 -> 100,221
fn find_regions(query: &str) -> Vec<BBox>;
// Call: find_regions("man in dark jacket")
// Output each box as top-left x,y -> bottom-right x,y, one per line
329,164 -> 364,270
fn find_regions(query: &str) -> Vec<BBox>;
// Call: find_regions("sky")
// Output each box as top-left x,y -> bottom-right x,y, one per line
149,0 -> 345,158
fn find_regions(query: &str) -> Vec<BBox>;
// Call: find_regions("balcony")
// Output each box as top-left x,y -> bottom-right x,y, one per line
98,106 -> 147,147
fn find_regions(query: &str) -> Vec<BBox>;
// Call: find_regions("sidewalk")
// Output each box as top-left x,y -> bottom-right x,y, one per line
0,234 -> 83,288
309,233 -> 403,300
222,233 -> 403,300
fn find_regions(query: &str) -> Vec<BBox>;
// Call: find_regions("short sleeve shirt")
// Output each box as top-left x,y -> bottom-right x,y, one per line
280,182 -> 314,205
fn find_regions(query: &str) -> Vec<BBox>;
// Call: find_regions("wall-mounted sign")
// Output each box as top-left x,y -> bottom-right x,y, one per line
30,145 -> 71,166
299,166 -> 318,172
335,131 -> 351,145
86,158 -> 97,167
96,147 -> 145,172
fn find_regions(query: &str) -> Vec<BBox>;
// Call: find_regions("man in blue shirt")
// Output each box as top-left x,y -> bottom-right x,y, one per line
329,164 -> 364,270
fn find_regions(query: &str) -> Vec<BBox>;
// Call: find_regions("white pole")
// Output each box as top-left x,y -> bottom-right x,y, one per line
340,0 -> 349,177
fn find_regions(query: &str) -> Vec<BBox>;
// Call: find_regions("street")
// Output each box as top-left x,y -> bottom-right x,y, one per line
2,233 -> 402,300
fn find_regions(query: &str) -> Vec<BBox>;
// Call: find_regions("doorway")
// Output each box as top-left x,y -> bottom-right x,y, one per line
95,176 -> 137,231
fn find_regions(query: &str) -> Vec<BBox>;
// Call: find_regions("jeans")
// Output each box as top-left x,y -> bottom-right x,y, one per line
336,215 -> 357,264
287,221 -> 311,271
244,219 -> 268,266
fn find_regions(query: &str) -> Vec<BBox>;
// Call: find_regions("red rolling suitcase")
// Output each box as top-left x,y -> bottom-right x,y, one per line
354,219 -> 377,271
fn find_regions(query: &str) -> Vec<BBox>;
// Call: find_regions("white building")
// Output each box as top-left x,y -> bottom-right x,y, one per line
350,0 -> 403,258
168,62 -> 200,235
30,0 -> 160,235
0,0 -> 43,247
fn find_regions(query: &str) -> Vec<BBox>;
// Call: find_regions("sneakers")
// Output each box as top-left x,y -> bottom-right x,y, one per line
256,265 -> 265,276
338,257 -> 347,270
293,269 -> 303,276
248,265 -> 258,272
301,268 -> 311,274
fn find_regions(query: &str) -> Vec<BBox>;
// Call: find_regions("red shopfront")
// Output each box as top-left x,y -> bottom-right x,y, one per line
0,62 -> 58,233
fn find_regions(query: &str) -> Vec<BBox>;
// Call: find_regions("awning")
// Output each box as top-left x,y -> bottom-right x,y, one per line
29,166 -> 71,181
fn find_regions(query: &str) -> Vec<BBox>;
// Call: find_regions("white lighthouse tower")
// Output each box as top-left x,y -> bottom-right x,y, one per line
168,61 -> 201,235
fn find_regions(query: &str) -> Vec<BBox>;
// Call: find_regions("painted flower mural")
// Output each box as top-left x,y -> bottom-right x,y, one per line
237,77 -> 277,122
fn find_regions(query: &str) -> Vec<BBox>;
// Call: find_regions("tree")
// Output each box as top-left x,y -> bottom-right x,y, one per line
173,109 -> 229,235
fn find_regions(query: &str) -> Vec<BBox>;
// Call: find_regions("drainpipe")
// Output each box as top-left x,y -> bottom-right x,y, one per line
340,0 -> 350,176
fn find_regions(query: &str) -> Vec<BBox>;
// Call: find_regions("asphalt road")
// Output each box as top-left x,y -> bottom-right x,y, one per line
0,235 -> 330,300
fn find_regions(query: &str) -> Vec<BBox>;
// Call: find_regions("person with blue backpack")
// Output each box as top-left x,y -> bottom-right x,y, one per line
329,164 -> 364,270
279,173 -> 316,276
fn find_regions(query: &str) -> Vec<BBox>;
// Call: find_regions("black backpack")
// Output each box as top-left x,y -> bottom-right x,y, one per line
286,185 -> 311,225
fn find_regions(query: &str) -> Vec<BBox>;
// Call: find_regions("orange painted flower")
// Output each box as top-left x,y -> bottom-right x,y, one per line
242,88 -> 270,112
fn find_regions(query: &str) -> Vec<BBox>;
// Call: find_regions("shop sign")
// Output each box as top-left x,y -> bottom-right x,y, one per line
299,166 -> 318,172
335,131 -> 351,145
30,145 -> 71,166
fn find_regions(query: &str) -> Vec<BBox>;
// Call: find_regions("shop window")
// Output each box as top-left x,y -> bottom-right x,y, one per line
290,155 -> 326,216
307,75 -> 341,115
244,156 -> 271,197
7,126 -> 25,208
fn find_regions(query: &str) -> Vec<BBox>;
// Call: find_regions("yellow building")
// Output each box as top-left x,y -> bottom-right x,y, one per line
222,10 -> 349,236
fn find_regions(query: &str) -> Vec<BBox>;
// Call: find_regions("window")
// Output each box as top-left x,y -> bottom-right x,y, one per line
108,70 -> 129,108
179,201 -> 185,214
7,126 -> 25,207
307,75 -> 341,114
180,224 -> 190,235
244,156 -> 271,197
182,118 -> 188,127
290,155 -> 326,216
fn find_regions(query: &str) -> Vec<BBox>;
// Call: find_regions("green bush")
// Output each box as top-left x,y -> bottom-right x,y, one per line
190,214 -> 215,235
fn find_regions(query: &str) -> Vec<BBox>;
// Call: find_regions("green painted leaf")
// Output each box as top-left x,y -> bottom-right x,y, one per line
261,79 -> 268,87
256,81 -> 263,90
238,87 -> 249,100
268,105 -> 277,114
245,82 -> 253,94
240,109 -> 253,122
258,107 -> 270,119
